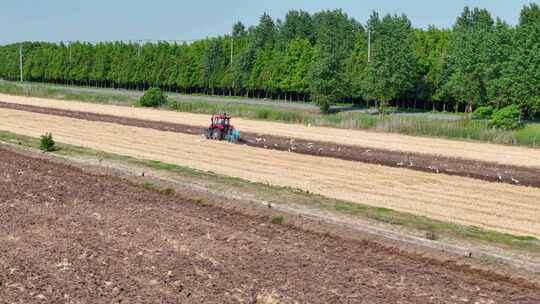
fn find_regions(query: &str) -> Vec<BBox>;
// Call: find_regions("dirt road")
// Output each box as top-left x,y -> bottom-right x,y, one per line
1,93 -> 540,168
1,108 -> 539,237
1,148 -> 539,303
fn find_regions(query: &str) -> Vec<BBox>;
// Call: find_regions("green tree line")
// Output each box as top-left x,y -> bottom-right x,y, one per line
1,4 -> 539,116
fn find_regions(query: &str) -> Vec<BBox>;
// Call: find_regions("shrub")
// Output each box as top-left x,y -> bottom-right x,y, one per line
39,132 -> 56,152
491,105 -> 523,130
472,106 -> 493,119
313,95 -> 333,113
271,215 -> 285,224
139,87 -> 167,107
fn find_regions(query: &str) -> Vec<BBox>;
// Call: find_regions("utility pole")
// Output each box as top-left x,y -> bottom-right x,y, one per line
230,35 -> 234,96
19,45 -> 23,82
367,28 -> 371,63
230,36 -> 233,66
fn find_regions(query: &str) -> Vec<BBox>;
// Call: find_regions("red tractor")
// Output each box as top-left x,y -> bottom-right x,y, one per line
206,113 -> 240,142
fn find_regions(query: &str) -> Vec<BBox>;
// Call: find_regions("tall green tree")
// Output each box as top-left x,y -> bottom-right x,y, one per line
413,27 -> 450,109
279,10 -> 315,46
505,3 -> 540,117
343,31 -> 368,99
308,10 -> 358,112
443,7 -> 495,113
280,38 -> 313,99
202,39 -> 226,94
485,19 -> 513,110
363,13 -> 417,112
254,13 -> 277,49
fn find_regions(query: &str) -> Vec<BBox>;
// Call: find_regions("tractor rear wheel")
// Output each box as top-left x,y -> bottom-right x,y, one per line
211,128 -> 222,140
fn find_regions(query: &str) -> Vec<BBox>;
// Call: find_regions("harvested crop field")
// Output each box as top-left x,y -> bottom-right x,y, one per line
1,147 -> 539,303
1,108 -> 540,237
1,100 -> 540,187
2,93 -> 540,168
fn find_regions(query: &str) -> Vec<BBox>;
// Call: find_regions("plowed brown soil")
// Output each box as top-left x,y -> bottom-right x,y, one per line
1,93 -> 540,168
1,108 -> 540,237
1,148 -> 539,303
1,100 -> 539,188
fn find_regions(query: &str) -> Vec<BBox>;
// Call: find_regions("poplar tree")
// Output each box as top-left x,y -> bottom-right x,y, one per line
308,9 -> 357,112
363,13 -> 417,112
505,3 -> 540,117
443,7 -> 494,113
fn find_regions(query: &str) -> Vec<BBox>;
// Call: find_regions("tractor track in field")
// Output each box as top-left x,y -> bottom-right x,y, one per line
1,147 -> 540,303
2,100 -> 539,188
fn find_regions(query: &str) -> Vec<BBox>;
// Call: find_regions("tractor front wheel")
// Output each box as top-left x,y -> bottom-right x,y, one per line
211,128 -> 222,140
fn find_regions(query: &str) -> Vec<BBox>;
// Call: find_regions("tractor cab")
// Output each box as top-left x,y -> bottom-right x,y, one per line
212,114 -> 231,128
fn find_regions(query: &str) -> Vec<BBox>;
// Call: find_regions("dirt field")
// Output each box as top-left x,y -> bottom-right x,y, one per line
2,100 -> 539,188
1,108 -> 540,238
1,147 -> 539,303
2,93 -> 540,168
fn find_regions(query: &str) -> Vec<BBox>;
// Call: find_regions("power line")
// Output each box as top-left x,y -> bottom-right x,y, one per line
130,38 -> 202,44
50,38 -> 209,45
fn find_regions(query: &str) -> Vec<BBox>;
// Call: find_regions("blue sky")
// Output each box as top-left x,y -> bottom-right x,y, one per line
0,0 -> 536,44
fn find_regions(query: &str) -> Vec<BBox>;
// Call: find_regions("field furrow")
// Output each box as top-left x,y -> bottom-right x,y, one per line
3,147 -> 538,303
1,108 -> 540,237
1,94 -> 540,168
